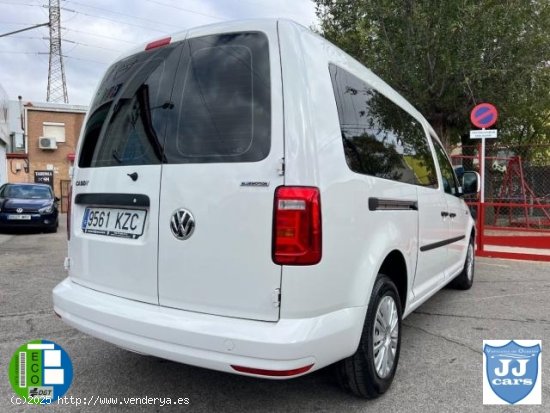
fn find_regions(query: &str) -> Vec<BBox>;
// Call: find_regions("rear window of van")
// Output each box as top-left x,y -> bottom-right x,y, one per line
79,32 -> 271,167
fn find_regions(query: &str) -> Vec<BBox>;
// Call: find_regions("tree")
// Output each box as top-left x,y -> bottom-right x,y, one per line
315,0 -> 550,149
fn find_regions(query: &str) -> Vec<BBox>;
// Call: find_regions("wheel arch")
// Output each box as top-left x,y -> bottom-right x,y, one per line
378,250 -> 408,312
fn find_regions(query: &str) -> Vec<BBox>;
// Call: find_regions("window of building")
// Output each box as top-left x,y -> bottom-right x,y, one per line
43,122 -> 65,142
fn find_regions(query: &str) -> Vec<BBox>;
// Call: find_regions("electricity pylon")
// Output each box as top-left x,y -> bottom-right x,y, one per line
47,0 -> 68,103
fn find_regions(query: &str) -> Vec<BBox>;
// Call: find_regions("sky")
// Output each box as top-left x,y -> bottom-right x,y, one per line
0,0 -> 317,106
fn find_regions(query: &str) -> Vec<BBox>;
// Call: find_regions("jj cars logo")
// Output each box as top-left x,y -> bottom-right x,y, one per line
483,340 -> 541,404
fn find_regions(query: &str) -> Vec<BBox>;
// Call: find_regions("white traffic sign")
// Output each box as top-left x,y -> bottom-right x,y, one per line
470,129 -> 498,139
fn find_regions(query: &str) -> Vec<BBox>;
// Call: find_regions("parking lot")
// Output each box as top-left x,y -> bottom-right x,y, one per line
1,216 -> 549,412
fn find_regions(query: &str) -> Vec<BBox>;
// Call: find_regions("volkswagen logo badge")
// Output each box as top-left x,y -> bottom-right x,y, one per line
16,208 -> 23,213
170,208 -> 195,240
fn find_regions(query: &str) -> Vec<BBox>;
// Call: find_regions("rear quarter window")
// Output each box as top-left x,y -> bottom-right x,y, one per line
329,64 -> 438,188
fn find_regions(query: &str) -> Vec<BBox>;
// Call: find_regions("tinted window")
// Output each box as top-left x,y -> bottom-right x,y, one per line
432,138 -> 459,195
79,32 -> 270,167
329,65 -> 437,187
80,43 -> 183,167
164,32 -> 270,163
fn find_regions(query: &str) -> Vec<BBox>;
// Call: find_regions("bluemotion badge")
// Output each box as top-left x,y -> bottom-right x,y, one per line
8,340 -> 73,404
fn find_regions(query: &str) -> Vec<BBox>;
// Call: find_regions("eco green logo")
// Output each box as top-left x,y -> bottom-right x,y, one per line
8,340 -> 73,404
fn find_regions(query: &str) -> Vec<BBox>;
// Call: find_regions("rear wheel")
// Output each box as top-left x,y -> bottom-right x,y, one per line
335,275 -> 402,398
450,236 -> 475,290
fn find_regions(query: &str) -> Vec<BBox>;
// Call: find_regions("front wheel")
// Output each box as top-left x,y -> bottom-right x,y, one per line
335,275 -> 402,398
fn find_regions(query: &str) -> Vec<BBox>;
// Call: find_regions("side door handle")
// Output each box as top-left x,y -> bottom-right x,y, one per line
441,211 -> 449,218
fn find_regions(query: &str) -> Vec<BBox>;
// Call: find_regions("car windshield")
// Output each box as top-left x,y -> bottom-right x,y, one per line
3,185 -> 52,199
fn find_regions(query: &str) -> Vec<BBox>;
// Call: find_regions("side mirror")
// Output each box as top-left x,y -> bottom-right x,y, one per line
462,171 -> 480,195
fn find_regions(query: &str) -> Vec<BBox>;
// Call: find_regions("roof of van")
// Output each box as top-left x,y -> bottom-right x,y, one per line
117,18 -> 299,61
287,23 -> 437,137
112,18 -> 443,143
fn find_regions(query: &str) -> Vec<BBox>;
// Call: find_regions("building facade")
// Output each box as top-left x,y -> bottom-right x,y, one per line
7,101 -> 87,209
0,85 -> 8,185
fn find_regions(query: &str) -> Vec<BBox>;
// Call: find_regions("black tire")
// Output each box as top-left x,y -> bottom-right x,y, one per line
335,275 -> 402,398
449,236 -> 475,290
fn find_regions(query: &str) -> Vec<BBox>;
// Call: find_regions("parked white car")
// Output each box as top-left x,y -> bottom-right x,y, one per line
53,19 -> 479,398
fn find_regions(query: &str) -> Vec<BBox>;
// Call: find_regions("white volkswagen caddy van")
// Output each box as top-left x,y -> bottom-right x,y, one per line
53,19 -> 479,398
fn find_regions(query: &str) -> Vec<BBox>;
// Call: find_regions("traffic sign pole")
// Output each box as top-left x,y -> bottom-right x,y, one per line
470,103 -> 499,253
470,103 -> 498,204
481,131 -> 486,203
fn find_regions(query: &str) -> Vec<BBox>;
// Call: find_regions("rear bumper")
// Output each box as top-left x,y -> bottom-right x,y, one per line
52,278 -> 365,378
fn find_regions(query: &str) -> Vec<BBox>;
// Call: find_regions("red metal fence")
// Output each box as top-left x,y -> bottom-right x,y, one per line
451,144 -> 550,262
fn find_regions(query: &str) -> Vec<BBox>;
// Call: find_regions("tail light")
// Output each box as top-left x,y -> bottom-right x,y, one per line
272,186 -> 322,265
67,183 -> 72,240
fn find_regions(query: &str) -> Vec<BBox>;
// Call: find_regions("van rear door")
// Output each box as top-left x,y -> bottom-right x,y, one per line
69,42 -> 183,304
157,27 -> 284,321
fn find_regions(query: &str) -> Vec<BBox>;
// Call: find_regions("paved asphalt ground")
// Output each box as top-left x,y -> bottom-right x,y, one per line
1,216 -> 549,412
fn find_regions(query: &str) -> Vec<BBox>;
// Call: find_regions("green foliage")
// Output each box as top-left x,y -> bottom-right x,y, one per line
315,0 -> 550,148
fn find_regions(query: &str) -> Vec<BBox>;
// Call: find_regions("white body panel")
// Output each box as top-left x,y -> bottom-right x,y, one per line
69,165 -> 162,304
445,194 -> 470,277
413,187 -> 449,297
54,19 -> 476,378
157,21 -> 284,321
279,22 -> 419,317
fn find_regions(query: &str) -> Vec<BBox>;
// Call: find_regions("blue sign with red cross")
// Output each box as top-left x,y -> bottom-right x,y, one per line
470,103 -> 498,129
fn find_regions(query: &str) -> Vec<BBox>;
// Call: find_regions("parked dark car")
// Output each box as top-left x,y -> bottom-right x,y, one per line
0,183 -> 59,232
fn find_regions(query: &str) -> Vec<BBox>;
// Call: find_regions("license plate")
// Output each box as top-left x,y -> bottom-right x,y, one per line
82,208 -> 147,239
8,215 -> 31,220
